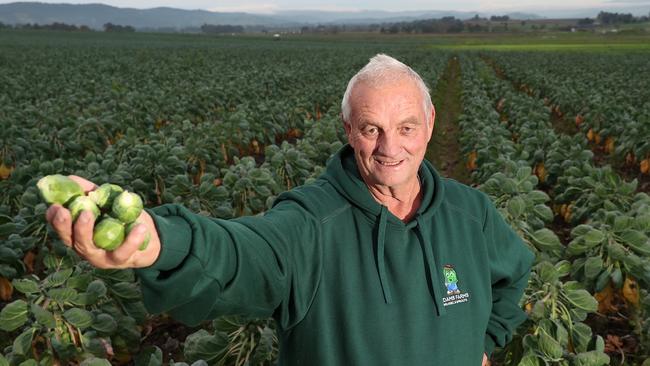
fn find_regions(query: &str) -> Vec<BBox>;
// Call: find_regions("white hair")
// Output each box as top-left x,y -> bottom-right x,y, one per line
341,54 -> 433,124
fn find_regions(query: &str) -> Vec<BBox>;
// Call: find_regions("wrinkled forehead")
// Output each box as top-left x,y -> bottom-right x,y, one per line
350,77 -> 422,103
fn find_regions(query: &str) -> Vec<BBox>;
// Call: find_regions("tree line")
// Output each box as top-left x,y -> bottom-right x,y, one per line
0,22 -> 135,32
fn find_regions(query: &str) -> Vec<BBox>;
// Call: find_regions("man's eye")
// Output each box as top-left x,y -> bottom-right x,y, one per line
363,127 -> 378,136
401,126 -> 414,134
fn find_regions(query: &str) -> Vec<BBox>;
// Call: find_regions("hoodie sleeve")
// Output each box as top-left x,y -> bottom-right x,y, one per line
482,201 -> 535,356
134,200 -> 322,330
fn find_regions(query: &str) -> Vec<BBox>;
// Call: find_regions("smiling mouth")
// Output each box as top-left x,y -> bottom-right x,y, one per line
374,158 -> 403,166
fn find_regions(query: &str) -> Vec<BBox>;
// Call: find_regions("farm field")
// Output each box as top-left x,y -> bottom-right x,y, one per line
0,30 -> 649,365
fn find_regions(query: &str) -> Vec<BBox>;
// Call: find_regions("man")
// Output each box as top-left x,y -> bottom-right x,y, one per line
47,54 -> 534,365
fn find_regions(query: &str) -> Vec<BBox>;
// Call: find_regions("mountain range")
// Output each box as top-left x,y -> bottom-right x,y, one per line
0,2 -> 648,30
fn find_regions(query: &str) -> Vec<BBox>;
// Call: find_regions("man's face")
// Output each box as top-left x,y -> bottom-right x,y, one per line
344,79 -> 435,192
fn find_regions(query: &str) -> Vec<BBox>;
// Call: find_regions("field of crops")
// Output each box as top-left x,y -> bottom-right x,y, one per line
0,30 -> 649,365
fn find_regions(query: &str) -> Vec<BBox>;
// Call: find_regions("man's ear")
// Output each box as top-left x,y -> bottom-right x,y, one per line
341,113 -> 352,136
427,105 -> 436,141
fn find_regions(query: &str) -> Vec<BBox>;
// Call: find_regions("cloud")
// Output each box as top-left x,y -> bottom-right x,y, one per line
208,3 -> 280,13
604,0 -> 650,3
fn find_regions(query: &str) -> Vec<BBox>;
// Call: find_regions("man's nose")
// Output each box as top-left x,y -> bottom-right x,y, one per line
376,130 -> 401,157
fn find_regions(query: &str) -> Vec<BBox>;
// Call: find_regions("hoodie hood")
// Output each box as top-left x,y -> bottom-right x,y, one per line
321,144 -> 448,315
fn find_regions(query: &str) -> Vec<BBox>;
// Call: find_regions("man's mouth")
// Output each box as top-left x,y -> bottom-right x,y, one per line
374,158 -> 403,166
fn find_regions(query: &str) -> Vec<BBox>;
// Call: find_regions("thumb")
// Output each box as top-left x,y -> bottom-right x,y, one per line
109,223 -> 148,265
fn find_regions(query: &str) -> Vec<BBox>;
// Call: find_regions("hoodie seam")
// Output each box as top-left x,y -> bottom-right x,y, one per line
321,202 -> 352,224
443,201 -> 483,226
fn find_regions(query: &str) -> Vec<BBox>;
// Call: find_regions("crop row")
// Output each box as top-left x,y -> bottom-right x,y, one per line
458,54 -> 650,366
485,52 -> 650,177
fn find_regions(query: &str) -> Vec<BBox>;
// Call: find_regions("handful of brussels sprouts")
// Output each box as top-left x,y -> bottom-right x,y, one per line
37,174 -> 150,251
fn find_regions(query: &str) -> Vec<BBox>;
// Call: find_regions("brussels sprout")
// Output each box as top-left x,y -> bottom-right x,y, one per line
88,183 -> 124,210
126,222 -> 151,251
68,196 -> 100,221
37,174 -> 84,205
93,217 -> 125,251
111,191 -> 143,224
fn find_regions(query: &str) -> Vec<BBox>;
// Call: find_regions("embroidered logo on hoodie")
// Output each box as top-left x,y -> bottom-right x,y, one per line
442,264 -> 470,307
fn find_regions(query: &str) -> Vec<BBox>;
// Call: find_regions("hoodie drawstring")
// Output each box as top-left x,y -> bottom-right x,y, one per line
376,205 -> 392,304
416,215 -> 446,316
375,208 -> 445,315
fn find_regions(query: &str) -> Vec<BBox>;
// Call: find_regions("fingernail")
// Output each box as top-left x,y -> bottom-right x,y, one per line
79,211 -> 89,224
56,213 -> 65,223
134,225 -> 146,235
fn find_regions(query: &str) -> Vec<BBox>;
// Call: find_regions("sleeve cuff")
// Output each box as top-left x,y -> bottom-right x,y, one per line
484,334 -> 497,357
139,207 -> 192,272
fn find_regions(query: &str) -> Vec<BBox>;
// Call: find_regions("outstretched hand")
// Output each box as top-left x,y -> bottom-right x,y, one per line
45,175 -> 161,269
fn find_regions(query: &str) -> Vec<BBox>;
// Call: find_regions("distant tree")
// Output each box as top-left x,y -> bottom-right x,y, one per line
104,22 -> 135,32
200,24 -> 244,34
467,23 -> 485,32
577,18 -> 594,25
597,11 -> 635,24
490,15 -> 510,21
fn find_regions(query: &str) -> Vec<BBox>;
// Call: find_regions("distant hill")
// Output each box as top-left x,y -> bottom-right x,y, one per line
0,2 -> 293,30
0,2 -> 543,30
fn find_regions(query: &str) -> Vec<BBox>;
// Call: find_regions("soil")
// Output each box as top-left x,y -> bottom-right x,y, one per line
426,55 -> 473,186
139,314 -> 201,363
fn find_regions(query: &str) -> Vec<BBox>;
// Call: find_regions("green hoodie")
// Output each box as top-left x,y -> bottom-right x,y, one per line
136,144 -> 534,365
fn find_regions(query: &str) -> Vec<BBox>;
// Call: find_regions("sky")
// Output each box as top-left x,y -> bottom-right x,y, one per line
0,0 -> 648,14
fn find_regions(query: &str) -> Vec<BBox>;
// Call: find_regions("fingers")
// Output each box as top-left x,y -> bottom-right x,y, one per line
72,210 -> 99,257
46,204 -> 73,246
110,223 -> 147,264
68,175 -> 98,193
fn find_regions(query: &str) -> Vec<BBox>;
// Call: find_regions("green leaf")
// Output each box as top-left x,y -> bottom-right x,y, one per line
80,358 -> 112,366
135,345 -> 163,366
12,278 -> 40,294
571,322 -> 593,353
620,230 -> 650,255
527,190 -> 550,204
13,327 -> 35,356
573,350 -> 610,366
536,261 -> 559,284
565,289 -> 598,312
584,257 -> 603,280
72,292 -> 99,306
517,354 -> 540,366
48,287 -> 78,304
531,228 -> 562,252
18,360 -> 38,366
584,229 -> 606,247
555,260 -> 572,277
537,331 -> 563,360
92,313 -> 117,334
595,269 -> 611,292
109,282 -> 141,300
31,303 -> 56,328
571,224 -> 593,237
64,308 -> 94,329
67,273 -> 93,290
507,196 -> 526,218
45,268 -> 73,288
533,204 -> 554,223
0,299 -> 29,331
86,280 -> 107,298
183,329 -> 229,363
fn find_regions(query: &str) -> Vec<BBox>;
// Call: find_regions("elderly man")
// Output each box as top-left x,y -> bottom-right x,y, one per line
47,54 -> 534,365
